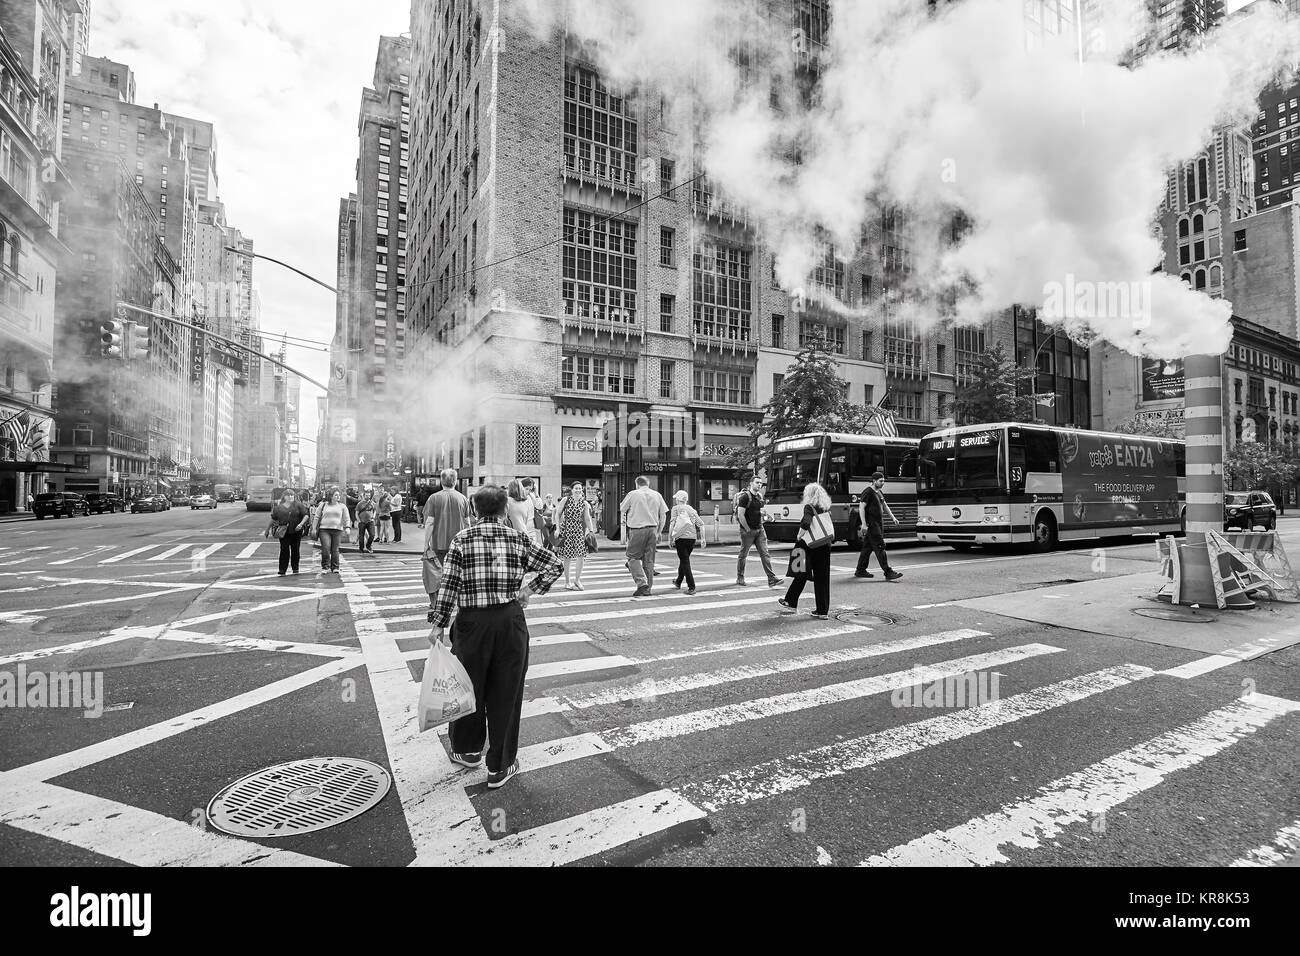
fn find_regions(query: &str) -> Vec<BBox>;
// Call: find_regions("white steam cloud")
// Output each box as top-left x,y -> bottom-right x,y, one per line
517,0 -> 1300,357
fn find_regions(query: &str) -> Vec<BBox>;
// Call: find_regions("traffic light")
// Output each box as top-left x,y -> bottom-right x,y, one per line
126,322 -> 150,359
100,320 -> 123,359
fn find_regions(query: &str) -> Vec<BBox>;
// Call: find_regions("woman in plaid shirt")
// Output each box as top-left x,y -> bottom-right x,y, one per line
428,483 -> 563,789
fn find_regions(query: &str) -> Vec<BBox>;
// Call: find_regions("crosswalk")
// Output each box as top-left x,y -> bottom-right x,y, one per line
338,550 -> 1300,868
0,540 -> 287,568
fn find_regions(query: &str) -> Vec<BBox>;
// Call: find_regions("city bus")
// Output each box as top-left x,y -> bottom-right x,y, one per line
916,422 -> 1185,551
244,474 -> 278,511
763,432 -> 921,547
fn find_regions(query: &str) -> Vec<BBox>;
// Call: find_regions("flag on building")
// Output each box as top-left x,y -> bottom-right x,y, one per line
864,405 -> 898,438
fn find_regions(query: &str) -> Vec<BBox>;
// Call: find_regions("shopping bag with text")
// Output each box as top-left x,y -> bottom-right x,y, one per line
417,641 -> 477,732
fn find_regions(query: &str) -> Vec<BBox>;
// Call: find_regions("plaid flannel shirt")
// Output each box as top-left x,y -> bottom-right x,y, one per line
428,517 -> 563,628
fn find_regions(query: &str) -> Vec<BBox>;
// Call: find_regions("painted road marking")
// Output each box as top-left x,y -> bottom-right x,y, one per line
100,545 -> 163,563
1230,818 -> 1300,867
859,694 -> 1300,866
521,629 -> 991,718
0,782 -> 339,867
48,546 -> 115,566
148,544 -> 192,562
679,664 -> 1154,812
516,645 -> 1066,777
529,595 -> 779,626
237,543 -> 261,558
0,657 -> 362,788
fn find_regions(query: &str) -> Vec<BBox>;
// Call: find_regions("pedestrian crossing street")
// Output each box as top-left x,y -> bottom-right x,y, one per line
339,552 -> 1300,867
0,540 -> 288,569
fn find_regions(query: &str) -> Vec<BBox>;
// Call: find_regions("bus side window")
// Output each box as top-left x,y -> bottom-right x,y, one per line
1026,432 -> 1058,473
850,447 -> 873,477
897,453 -> 918,480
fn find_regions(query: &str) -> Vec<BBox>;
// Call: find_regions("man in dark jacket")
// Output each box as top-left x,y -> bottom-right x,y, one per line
855,471 -> 903,581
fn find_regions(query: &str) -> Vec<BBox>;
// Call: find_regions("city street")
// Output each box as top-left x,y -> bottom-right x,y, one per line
2,506 -> 1298,867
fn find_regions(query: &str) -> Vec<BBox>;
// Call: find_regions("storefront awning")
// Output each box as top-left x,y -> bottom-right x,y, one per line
0,461 -> 89,473
156,477 -> 172,488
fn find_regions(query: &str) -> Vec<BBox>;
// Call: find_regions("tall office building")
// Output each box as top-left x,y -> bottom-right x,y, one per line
0,7 -> 76,513
60,57 -> 200,492
331,36 -> 410,488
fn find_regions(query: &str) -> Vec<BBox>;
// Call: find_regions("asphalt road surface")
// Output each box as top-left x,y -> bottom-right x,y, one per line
2,505 -> 1298,867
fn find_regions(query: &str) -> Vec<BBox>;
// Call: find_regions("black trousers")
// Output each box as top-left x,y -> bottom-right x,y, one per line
448,601 -> 530,774
784,544 -> 831,615
277,533 -> 302,573
673,539 -> 696,589
392,513 -> 401,542
358,521 -> 375,551
855,524 -> 892,574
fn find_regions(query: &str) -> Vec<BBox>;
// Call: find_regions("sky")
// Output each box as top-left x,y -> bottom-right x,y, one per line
90,0 -> 412,476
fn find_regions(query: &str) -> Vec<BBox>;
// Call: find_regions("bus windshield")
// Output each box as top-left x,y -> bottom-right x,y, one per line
920,430 -> 1005,495
767,449 -> 823,499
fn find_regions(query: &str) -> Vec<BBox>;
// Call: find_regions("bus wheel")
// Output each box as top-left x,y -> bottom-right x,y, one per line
846,520 -> 863,552
1031,511 -> 1058,553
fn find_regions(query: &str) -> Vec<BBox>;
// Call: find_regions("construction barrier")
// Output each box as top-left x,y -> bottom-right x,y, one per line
1207,531 -> 1300,606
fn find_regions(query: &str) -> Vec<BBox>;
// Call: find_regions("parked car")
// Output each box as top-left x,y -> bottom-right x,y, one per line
130,494 -> 171,514
32,492 -> 89,519
191,494 -> 217,510
84,492 -> 125,515
1225,491 -> 1277,531
169,492 -> 192,507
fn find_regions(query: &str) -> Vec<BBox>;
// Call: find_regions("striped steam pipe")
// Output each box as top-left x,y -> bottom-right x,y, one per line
1178,353 -> 1225,606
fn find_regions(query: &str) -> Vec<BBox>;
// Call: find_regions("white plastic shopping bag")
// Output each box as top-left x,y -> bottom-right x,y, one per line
417,640 -> 477,732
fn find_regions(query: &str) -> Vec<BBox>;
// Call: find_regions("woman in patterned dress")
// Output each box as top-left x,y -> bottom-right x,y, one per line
555,481 -> 595,590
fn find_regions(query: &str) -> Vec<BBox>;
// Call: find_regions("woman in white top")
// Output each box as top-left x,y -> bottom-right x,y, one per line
668,489 -> 706,594
313,490 -> 352,574
505,479 -> 540,545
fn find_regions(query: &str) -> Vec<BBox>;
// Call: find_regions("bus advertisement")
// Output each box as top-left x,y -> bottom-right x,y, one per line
916,422 -> 1184,551
763,432 -> 920,547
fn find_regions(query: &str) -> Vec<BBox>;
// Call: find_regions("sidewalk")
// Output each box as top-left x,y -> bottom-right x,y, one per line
955,571 -> 1300,660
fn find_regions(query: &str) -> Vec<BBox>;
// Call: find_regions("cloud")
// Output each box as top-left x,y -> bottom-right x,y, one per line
90,0 -> 410,473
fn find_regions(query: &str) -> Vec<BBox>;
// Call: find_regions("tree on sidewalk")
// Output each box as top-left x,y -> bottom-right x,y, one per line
726,336 -> 876,476
944,343 -> 1038,425
1224,441 -> 1298,498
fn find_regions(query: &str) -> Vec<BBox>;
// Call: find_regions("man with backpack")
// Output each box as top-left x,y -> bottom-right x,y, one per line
855,471 -> 903,581
735,476 -> 781,588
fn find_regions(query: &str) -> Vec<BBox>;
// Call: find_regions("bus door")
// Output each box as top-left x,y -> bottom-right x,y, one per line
1007,428 -> 1062,535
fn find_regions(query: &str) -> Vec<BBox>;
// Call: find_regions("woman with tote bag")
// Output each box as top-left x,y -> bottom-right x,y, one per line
779,482 -> 835,619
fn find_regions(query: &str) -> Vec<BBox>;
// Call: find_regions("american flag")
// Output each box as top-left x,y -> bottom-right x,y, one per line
865,405 -> 898,438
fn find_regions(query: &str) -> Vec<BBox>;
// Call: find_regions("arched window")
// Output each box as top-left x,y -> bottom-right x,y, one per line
1194,268 -> 1206,290
1210,263 -> 1222,288
7,232 -> 17,272
1186,165 -> 1196,203
1193,213 -> 1204,234
1207,207 -> 1221,233
1181,272 -> 1192,284
1178,217 -> 1190,238
1197,158 -> 1209,200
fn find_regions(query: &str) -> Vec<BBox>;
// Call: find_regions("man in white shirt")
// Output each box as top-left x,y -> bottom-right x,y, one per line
619,475 -> 668,597
390,486 -> 404,543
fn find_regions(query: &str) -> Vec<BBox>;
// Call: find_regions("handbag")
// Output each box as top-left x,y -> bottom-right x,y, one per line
802,510 -> 835,549
417,642 -> 477,732
585,532 -> 598,553
786,542 -> 810,580
422,552 -> 445,595
272,523 -> 288,540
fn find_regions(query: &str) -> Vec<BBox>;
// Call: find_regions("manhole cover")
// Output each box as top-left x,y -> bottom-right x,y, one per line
207,757 -> 391,838
1132,607 -> 1218,624
835,610 -> 898,626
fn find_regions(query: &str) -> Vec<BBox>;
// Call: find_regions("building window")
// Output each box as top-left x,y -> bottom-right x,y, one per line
861,329 -> 873,360
692,243 -> 752,340
954,326 -> 985,381
659,293 -> 675,332
693,369 -> 751,405
1235,229 -> 1247,252
864,384 -> 874,405
659,226 -> 675,267
771,313 -> 784,349
516,424 -> 541,465
659,158 -> 675,193
562,208 -> 637,322
884,317 -> 923,370
811,245 -> 843,297
660,360 -> 674,399
935,344 -> 946,373
893,390 -> 924,422
479,426 -> 486,466
560,352 -> 636,394
773,373 -> 784,394
563,64 -> 638,187
798,320 -> 844,353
